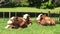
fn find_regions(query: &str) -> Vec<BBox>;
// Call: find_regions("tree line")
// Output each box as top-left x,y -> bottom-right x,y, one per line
0,0 -> 60,9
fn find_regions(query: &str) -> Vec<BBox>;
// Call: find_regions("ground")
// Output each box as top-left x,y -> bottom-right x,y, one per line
0,18 -> 60,34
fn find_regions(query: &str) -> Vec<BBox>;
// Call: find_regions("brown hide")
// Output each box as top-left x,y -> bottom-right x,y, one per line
38,14 -> 55,26
11,17 -> 27,29
25,16 -> 32,25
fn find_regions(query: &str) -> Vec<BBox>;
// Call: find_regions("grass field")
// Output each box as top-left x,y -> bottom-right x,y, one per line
0,18 -> 60,34
0,7 -> 60,13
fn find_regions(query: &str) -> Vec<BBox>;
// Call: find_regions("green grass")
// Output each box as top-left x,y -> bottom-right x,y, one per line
0,7 -> 60,13
0,18 -> 60,34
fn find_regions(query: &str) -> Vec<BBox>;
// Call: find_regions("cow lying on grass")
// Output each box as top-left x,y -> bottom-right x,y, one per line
36,14 -> 55,26
5,14 -> 32,29
5,16 -> 27,29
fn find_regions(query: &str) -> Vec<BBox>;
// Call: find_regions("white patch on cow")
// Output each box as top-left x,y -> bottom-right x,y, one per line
5,17 -> 14,29
23,14 -> 29,19
36,14 -> 42,21
8,17 -> 14,22
5,25 -> 11,28
7,17 -> 14,25
7,20 -> 13,25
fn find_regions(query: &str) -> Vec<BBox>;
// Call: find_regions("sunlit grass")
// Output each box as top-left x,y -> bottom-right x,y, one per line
0,7 -> 60,14
0,18 -> 60,34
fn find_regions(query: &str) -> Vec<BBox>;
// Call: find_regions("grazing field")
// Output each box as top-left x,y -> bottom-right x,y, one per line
0,18 -> 60,34
0,7 -> 60,13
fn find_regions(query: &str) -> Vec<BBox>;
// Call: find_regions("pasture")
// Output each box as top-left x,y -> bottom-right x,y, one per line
0,18 -> 60,34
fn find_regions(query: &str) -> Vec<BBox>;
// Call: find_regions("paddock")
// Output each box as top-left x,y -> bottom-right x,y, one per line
0,11 -> 60,34
0,17 -> 60,34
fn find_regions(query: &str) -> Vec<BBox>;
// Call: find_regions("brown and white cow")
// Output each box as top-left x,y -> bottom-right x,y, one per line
36,14 -> 55,26
5,16 -> 27,29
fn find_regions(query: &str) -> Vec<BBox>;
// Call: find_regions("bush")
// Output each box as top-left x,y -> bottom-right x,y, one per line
0,0 -> 56,9
40,0 -> 53,9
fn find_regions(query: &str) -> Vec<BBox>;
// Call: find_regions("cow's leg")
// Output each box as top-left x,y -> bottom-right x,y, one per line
27,20 -> 32,26
5,25 -> 13,29
37,20 -> 41,25
51,19 -> 55,25
46,20 -> 51,25
40,20 -> 47,25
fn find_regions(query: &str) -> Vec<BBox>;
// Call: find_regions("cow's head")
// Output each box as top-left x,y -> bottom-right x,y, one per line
36,14 -> 42,21
7,16 -> 15,25
23,14 -> 30,20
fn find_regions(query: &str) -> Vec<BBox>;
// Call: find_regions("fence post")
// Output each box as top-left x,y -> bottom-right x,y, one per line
48,11 -> 50,17
35,12 -> 36,21
9,12 -> 11,19
3,12 -> 5,20
15,12 -> 17,16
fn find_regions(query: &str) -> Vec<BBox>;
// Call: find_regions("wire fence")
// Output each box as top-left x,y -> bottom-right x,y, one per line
0,11 -> 60,22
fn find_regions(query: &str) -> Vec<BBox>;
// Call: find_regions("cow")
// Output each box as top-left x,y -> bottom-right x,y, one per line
36,14 -> 55,26
23,14 -> 32,26
5,16 -> 27,29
